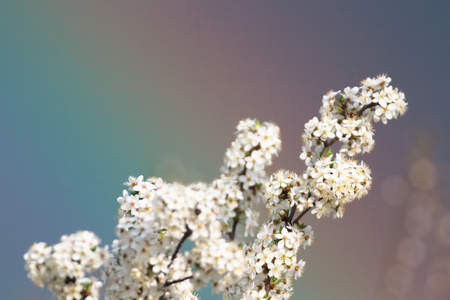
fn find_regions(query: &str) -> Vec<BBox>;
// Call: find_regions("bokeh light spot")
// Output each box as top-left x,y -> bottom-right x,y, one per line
408,159 -> 438,191
382,175 -> 410,206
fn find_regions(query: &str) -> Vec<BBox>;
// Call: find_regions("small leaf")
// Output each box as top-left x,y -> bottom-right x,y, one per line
81,282 -> 91,290
325,148 -> 333,157
159,228 -> 167,238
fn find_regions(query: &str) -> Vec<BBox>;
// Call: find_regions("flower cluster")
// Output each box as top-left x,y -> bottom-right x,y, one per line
214,119 -> 282,237
102,120 -> 282,299
221,75 -> 405,299
299,154 -> 372,219
25,75 -> 407,299
226,222 -> 313,299
117,176 -> 163,218
265,170 -> 301,216
302,74 -> 407,166
24,231 -> 109,300
223,170 -> 314,299
105,180 -> 246,299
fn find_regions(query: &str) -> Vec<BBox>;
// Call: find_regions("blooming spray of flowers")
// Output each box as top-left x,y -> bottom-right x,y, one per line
24,75 -> 407,299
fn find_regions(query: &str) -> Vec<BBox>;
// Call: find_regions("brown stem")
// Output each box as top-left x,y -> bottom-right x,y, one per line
320,137 -> 338,157
342,102 -> 348,119
228,208 -> 242,241
163,275 -> 194,287
292,207 -> 311,224
287,204 -> 297,224
168,225 -> 192,268
357,102 -> 377,117
264,275 -> 272,295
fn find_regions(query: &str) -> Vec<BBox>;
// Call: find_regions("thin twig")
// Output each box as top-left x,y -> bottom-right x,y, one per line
229,208 -> 242,241
287,204 -> 297,224
264,275 -> 272,295
321,137 -> 338,157
293,207 -> 311,224
342,102 -> 348,119
168,225 -> 192,268
163,275 -> 194,287
357,102 -> 377,117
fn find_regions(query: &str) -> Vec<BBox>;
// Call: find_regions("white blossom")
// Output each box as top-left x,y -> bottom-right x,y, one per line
25,75 -> 406,300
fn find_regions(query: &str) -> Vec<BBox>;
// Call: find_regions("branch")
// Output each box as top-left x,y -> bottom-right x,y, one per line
320,137 -> 338,157
285,204 -> 297,224
341,101 -> 348,119
163,275 -> 193,287
264,275 -> 272,295
168,225 -> 192,268
228,208 -> 242,241
292,207 -> 311,224
357,102 -> 377,117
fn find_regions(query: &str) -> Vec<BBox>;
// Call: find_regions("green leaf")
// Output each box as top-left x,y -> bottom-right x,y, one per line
90,246 -> 97,252
81,282 -> 91,290
274,277 -> 283,284
325,148 -> 333,157
338,94 -> 346,104
159,228 -> 167,238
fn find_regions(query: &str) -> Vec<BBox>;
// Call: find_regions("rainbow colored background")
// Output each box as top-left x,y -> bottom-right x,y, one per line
1,1 -> 449,299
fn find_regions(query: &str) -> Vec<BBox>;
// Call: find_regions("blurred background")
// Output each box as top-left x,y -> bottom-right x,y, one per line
1,1 -> 449,299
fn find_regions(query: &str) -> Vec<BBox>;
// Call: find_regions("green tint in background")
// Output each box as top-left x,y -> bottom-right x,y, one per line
1,1 -> 449,299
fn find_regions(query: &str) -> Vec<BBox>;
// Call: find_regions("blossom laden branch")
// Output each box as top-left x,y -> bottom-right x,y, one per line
225,74 -> 406,298
24,74 -> 407,300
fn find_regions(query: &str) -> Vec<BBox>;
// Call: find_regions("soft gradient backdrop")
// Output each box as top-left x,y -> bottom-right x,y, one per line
1,1 -> 449,299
